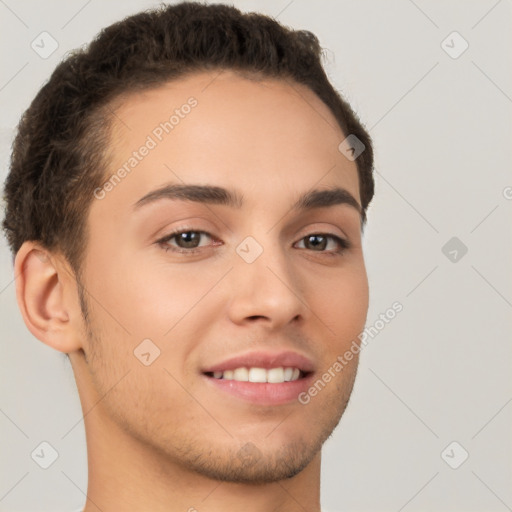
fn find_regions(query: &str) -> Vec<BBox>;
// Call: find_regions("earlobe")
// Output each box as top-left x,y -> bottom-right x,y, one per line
14,241 -> 83,353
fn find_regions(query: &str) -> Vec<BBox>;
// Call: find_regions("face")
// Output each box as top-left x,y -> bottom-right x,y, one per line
74,70 -> 369,483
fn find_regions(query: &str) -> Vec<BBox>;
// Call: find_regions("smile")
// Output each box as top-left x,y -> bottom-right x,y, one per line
205,366 -> 304,383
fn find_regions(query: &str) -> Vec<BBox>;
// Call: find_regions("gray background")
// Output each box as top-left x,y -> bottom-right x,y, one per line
1,1 -> 511,511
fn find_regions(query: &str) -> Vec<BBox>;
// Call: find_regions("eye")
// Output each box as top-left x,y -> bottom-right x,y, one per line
156,229 -> 350,256
157,229 -> 217,254
294,233 -> 350,254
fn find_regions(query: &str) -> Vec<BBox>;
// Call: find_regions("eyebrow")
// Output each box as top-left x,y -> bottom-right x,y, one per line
132,183 -> 362,218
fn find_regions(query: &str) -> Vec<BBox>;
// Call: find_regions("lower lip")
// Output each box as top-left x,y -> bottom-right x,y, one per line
202,373 -> 315,406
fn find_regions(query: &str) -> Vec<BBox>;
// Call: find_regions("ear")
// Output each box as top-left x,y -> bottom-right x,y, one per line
14,241 -> 84,353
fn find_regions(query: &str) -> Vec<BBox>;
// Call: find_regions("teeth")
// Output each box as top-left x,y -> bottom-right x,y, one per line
233,367 -> 249,381
210,366 -> 303,383
248,367 -> 267,383
283,367 -> 294,381
267,367 -> 284,383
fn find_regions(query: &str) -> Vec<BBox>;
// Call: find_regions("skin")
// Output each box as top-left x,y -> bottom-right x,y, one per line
15,70 -> 369,512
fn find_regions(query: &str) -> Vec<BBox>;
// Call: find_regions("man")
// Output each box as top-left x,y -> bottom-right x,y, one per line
2,2 -> 374,510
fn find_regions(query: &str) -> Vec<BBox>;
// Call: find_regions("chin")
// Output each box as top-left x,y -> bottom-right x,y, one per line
181,439 -> 319,484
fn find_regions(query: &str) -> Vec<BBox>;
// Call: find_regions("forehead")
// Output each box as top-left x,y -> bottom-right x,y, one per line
98,70 -> 360,213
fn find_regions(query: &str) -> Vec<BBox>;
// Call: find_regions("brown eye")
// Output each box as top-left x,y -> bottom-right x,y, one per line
304,234 -> 328,251
172,231 -> 203,249
295,234 -> 350,254
158,229 -> 215,253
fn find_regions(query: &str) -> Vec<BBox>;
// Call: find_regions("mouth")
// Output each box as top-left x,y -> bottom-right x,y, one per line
201,351 -> 315,405
203,366 -> 309,383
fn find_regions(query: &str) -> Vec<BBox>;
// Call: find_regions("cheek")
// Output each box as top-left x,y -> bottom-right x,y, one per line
89,251 -> 225,340
308,263 -> 369,349
126,261 -> 229,338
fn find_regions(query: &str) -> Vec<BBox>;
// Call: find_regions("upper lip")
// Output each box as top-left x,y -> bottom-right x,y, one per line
202,350 -> 315,373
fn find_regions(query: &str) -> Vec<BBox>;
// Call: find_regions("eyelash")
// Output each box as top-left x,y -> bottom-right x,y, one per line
156,228 -> 351,256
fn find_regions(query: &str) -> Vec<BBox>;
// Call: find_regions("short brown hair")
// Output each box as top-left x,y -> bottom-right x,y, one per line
2,1 -> 374,278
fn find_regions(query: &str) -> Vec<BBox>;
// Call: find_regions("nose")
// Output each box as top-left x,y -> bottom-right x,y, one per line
227,239 -> 306,330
